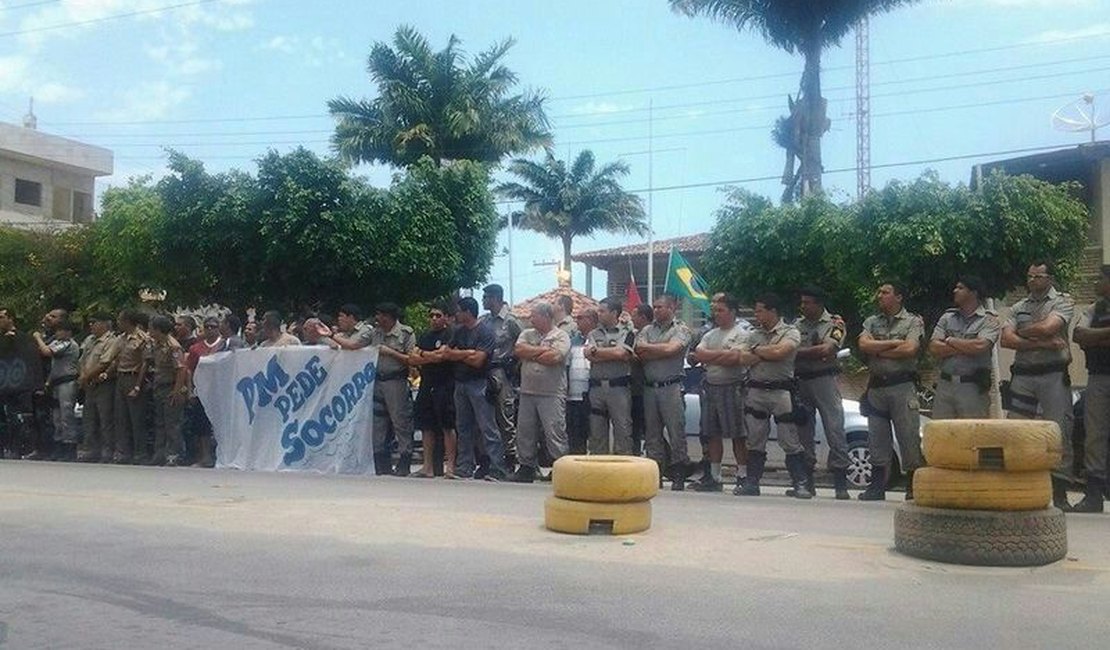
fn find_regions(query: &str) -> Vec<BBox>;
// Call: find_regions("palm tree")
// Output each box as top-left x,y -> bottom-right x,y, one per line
328,25 -> 552,168
498,150 -> 649,287
670,0 -> 919,199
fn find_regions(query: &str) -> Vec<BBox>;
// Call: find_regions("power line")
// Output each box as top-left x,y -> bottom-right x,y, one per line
0,0 -> 61,12
0,0 -> 218,38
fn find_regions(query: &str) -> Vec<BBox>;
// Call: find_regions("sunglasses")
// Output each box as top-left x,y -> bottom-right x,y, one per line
429,312 -> 445,318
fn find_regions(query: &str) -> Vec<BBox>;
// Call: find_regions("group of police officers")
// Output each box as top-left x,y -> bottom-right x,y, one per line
3,258 -> 1107,515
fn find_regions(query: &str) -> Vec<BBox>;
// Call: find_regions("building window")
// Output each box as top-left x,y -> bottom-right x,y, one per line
14,178 -> 42,207
72,191 -> 92,223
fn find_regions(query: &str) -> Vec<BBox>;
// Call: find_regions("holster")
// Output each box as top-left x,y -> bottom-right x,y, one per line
999,380 -> 1013,410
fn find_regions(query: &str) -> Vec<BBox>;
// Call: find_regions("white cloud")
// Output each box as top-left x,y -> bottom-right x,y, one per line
257,34 -> 347,67
569,101 -> 633,116
1024,23 -> 1110,44
0,54 -> 83,106
96,81 -> 191,122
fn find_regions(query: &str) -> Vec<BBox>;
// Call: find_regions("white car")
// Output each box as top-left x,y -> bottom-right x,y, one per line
682,373 -> 914,488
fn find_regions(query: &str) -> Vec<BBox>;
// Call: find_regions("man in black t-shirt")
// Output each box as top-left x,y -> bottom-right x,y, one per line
439,297 -> 509,480
409,302 -> 457,478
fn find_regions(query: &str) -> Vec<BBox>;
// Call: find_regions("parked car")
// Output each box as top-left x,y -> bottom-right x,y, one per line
682,368 -> 917,488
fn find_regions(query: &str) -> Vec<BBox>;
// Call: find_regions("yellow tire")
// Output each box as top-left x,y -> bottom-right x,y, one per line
912,467 -> 1052,511
552,455 -> 659,503
922,419 -> 1062,472
544,496 -> 652,535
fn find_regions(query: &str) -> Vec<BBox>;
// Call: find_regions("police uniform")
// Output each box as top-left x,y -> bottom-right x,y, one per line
370,321 -> 415,470
45,337 -> 81,449
587,324 -> 636,455
861,308 -> 925,477
109,329 -> 151,462
696,324 -> 747,442
742,320 -> 807,492
636,318 -> 692,472
1004,288 -> 1075,481
78,331 -> 116,461
516,327 -> 572,469
931,306 -> 1000,418
793,311 -> 846,479
556,315 -> 579,339
150,336 -> 186,464
1079,299 -> 1110,500
479,305 -> 523,460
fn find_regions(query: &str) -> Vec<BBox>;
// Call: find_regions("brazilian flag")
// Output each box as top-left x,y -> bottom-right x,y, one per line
663,246 -> 711,314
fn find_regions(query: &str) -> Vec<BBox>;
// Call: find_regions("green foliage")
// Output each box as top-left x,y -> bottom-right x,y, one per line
329,25 -> 551,167
0,148 -> 500,323
705,171 -> 1091,333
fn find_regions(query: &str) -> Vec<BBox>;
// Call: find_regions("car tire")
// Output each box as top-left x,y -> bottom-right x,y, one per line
544,496 -> 652,535
912,467 -> 1052,511
552,455 -> 659,503
923,419 -> 1062,472
894,504 -> 1067,567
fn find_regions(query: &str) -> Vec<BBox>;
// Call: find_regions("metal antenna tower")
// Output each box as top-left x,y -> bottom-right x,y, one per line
855,16 -> 871,200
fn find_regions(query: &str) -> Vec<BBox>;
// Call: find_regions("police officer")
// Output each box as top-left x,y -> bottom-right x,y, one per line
635,293 -> 695,490
328,303 -> 374,350
553,295 -> 579,339
369,302 -> 416,476
1002,260 -> 1077,510
691,293 -> 747,493
77,313 -> 116,463
735,293 -> 809,499
584,298 -> 636,455
148,315 -> 188,466
566,308 -> 596,454
109,309 -> 151,464
1073,265 -> 1110,513
480,284 -> 523,475
858,282 -> 925,501
509,302 -> 572,483
629,303 -> 654,456
795,287 -> 850,499
928,276 -> 1000,419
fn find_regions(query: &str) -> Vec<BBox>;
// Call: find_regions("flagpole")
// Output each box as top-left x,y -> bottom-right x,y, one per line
664,245 -> 673,296
646,97 -> 655,305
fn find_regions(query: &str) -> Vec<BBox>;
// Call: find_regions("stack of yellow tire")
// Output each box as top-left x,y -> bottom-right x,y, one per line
545,455 -> 659,535
894,419 -> 1068,567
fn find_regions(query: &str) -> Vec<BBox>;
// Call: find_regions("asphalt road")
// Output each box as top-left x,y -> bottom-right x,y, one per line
0,461 -> 1107,649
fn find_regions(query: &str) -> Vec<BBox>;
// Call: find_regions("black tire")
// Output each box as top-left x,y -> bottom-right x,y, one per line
894,504 -> 1067,567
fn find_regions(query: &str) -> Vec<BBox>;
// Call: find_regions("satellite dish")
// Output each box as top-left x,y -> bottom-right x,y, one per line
1052,93 -> 1109,143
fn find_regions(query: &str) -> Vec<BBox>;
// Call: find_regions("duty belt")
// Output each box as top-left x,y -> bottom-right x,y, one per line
645,376 -> 683,388
868,371 -> 917,389
1011,361 -> 1069,376
796,367 -> 840,380
745,378 -> 795,391
940,369 -> 988,383
589,376 -> 631,388
376,369 -> 409,382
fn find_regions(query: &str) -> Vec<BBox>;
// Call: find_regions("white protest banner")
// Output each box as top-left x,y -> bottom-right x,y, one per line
194,347 -> 379,474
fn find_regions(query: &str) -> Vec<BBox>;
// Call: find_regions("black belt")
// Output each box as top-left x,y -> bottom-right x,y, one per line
589,376 -> 631,388
746,378 -> 795,391
376,369 -> 409,382
117,370 -> 140,375
645,376 -> 683,388
868,371 -> 917,389
1012,362 -> 1068,376
48,374 -> 78,388
796,367 -> 840,380
489,360 -> 515,370
940,370 -> 987,383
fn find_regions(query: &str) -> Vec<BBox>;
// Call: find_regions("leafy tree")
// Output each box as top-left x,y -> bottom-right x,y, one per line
329,25 -> 551,167
669,0 -> 920,199
497,150 -> 648,286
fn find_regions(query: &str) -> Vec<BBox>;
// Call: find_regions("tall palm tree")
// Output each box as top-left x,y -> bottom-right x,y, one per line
498,150 -> 649,287
670,0 -> 919,199
329,25 -> 552,168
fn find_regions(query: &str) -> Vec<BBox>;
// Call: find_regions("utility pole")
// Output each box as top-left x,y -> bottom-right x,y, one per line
855,15 -> 871,200
647,98 -> 655,303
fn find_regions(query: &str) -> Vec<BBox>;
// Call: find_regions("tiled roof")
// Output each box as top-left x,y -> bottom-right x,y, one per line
571,233 -> 709,264
511,286 -> 600,319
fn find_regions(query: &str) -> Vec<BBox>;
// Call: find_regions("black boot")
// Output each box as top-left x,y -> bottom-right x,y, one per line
1073,476 -> 1105,513
668,461 -> 693,491
507,464 -> 536,483
858,464 -> 886,501
736,451 -> 765,496
694,468 -> 723,492
832,469 -> 851,501
904,469 -> 916,501
785,454 -> 813,500
474,454 -> 491,480
392,454 -> 412,477
1052,476 -> 1073,512
373,453 -> 392,476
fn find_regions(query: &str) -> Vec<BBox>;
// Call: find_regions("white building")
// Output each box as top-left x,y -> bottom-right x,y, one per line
0,111 -> 113,229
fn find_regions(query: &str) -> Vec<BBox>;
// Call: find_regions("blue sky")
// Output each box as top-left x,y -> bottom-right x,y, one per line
2,0 -> 1108,306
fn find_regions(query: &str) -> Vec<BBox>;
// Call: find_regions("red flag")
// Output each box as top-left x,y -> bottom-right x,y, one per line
626,270 -> 643,310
